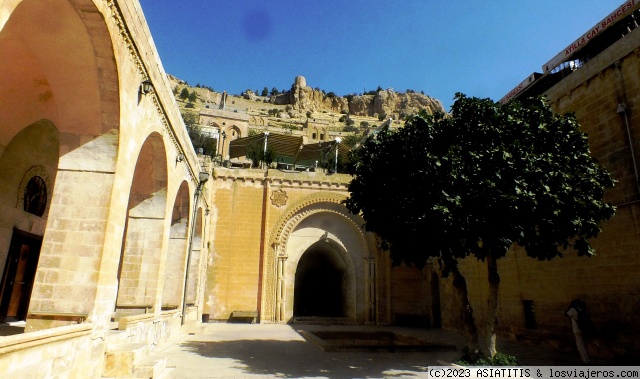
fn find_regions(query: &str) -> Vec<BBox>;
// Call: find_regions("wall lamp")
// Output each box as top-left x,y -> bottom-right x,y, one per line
199,171 -> 210,184
176,153 -> 185,163
140,80 -> 154,95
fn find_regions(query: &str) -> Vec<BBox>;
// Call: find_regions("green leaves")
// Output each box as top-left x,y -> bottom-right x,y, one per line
346,93 -> 615,266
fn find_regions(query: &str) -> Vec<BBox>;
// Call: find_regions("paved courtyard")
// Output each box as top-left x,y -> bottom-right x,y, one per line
143,323 -> 590,379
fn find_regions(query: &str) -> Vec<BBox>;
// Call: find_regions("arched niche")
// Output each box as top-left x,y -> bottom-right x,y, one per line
0,120 -> 59,322
116,133 -> 168,315
265,192 -> 378,325
186,207 -> 204,305
1,0 -> 121,331
162,181 -> 191,308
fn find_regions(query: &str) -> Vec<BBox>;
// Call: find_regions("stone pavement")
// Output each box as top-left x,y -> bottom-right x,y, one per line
142,323 -> 595,379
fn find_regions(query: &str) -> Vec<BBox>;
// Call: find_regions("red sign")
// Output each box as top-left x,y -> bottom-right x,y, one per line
499,73 -> 541,104
543,0 -> 640,73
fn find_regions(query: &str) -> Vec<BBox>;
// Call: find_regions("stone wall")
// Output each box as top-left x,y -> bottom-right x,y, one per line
205,169 -> 395,324
438,23 -> 640,361
0,0 -> 209,377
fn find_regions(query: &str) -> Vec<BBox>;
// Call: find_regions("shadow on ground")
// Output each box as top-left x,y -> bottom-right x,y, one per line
179,338 -> 458,378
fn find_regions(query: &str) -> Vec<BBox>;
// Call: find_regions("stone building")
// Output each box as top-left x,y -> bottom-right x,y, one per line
1,0 -> 640,377
442,1 -> 640,361
0,1 -> 417,377
0,0 -> 211,376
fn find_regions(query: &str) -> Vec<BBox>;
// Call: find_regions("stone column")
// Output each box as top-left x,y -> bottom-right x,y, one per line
364,257 -> 377,324
275,255 -> 287,323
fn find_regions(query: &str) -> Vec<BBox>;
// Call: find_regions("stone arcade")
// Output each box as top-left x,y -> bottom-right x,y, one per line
1,0 -> 640,377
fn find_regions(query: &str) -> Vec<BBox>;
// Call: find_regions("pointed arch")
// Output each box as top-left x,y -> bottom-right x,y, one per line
115,133 -> 168,315
262,192 -> 377,323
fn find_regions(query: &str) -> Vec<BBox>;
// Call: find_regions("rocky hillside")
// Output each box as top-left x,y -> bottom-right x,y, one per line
268,76 -> 444,120
170,74 -> 445,122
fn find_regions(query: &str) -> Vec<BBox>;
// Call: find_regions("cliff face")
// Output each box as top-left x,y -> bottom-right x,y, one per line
281,76 -> 445,119
368,89 -> 445,119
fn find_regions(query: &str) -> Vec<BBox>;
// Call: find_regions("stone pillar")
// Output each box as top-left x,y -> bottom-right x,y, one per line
25,169 -> 115,332
364,257 -> 377,324
275,255 -> 287,323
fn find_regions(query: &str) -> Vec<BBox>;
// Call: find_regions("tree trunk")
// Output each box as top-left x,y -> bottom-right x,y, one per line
450,264 -> 480,357
486,253 -> 500,358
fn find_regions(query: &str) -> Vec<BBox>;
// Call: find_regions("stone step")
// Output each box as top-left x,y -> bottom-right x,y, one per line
103,342 -> 153,378
133,358 -> 166,378
291,316 -> 356,325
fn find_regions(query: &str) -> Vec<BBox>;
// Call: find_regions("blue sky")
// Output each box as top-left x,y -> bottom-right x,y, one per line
138,1 -> 623,111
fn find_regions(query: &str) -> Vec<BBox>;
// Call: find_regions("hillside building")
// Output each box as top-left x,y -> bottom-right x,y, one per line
0,0 -> 639,377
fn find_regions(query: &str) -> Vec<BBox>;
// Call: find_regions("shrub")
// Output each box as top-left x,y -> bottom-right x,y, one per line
456,352 -> 518,366
342,125 -> 358,133
179,87 -> 190,100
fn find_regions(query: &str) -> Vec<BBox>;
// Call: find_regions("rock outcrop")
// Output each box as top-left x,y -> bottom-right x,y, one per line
278,76 -> 444,119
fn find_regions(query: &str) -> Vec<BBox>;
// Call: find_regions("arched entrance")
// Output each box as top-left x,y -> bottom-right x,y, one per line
264,193 -> 380,324
294,241 -> 347,318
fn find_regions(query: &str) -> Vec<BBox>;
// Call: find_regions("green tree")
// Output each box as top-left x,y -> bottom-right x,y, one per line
262,87 -> 269,97
271,87 -> 280,96
342,124 -> 358,133
182,112 -> 217,158
188,91 -> 197,103
246,140 -> 276,168
179,87 -> 190,101
345,94 -> 615,358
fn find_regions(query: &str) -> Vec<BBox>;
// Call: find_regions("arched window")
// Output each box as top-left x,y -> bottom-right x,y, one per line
23,176 -> 47,217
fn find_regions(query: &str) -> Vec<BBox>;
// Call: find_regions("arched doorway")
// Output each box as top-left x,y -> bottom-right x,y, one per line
265,193 -> 380,324
294,241 -> 347,318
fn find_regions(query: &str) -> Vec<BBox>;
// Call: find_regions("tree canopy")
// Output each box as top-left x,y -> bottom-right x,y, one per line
182,112 -> 217,158
346,93 -> 614,265
345,93 -> 615,356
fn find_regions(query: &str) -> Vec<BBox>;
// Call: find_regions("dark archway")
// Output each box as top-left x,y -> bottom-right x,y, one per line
294,243 -> 346,318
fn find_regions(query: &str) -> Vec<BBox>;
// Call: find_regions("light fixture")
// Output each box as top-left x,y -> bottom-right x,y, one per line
140,80 -> 154,95
198,171 -> 210,184
205,207 -> 210,216
176,153 -> 185,163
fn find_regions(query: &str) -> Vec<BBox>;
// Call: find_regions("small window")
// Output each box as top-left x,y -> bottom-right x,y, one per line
320,133 -> 325,140
523,300 -> 537,330
24,176 -> 47,217
312,133 -> 317,140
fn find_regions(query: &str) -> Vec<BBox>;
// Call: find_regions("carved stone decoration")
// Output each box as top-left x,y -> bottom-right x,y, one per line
106,0 -> 197,185
261,191 -> 376,323
270,189 -> 288,207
